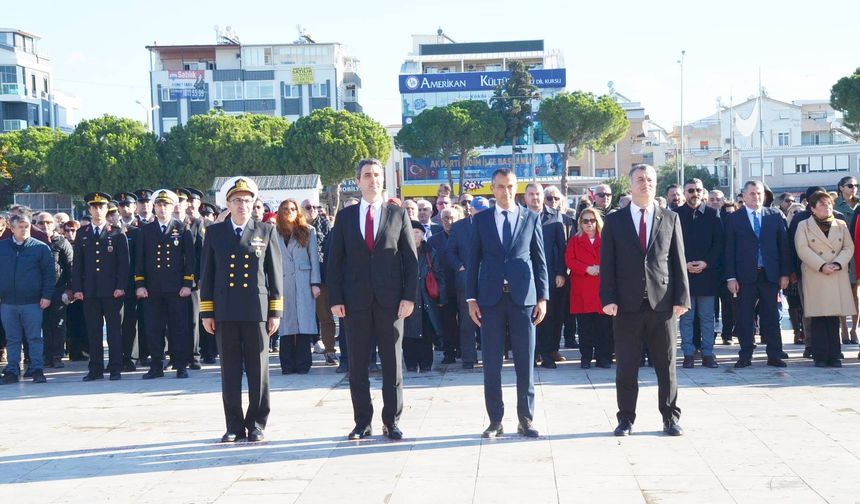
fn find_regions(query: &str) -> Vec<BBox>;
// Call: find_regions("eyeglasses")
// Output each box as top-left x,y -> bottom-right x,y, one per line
581,218 -> 597,224
230,198 -> 255,205
686,188 -> 703,194
303,205 -> 315,210
37,221 -> 54,225
844,184 -> 857,189
595,193 -> 612,198
545,196 -> 560,201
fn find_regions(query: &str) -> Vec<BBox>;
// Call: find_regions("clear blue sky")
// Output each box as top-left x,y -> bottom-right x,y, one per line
7,0 -> 859,130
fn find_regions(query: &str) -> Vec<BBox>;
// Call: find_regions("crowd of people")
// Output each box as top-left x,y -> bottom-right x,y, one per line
1,161 -> 858,440
0,172 -> 860,383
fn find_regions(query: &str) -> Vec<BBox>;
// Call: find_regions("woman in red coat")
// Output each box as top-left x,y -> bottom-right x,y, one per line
565,207 -> 612,368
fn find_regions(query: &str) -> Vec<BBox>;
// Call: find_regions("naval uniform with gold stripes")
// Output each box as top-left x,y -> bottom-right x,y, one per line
200,218 -> 283,433
134,219 -> 196,372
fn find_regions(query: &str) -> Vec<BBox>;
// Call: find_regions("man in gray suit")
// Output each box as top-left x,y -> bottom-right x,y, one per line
600,164 -> 690,437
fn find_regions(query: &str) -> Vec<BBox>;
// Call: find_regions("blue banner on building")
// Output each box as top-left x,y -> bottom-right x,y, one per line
404,152 -> 565,182
399,69 -> 566,94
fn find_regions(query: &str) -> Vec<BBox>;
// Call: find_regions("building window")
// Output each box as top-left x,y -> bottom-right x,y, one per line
595,168 -> 616,178
836,154 -> 849,171
242,47 -> 273,67
162,117 -> 179,133
283,85 -> 300,98
214,81 -> 243,101
777,132 -> 790,146
245,81 -> 274,99
749,160 -> 773,177
794,156 -> 809,173
160,88 -> 174,102
311,82 -> 328,97
699,140 -> 709,151
0,65 -> 21,95
30,74 -> 36,97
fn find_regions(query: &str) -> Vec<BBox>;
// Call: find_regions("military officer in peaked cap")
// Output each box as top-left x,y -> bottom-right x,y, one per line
133,189 -> 154,227
135,189 -> 196,379
178,187 -> 209,367
200,177 -> 283,443
115,192 -> 138,228
72,192 -> 130,381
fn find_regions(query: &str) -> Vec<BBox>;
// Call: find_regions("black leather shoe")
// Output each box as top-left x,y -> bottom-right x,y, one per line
482,422 -> 504,438
702,356 -> 719,368
814,361 -> 828,368
248,428 -> 264,442
188,361 -> 202,370
383,424 -> 403,440
733,358 -> 752,369
32,370 -> 47,383
780,351 -> 789,359
766,358 -> 787,368
803,348 -> 813,359
82,373 -> 104,382
595,360 -> 612,369
441,355 -> 456,365
682,356 -> 694,368
462,362 -> 474,370
663,419 -> 684,436
517,421 -> 539,438
614,419 -> 633,436
335,363 -> 349,374
142,369 -> 164,379
220,431 -> 246,443
202,357 -> 217,365
540,359 -> 557,369
581,362 -> 591,369
348,425 -> 372,440
122,361 -> 137,372
109,371 -> 121,381
176,368 -> 189,379
829,359 -> 842,368
138,357 -> 151,366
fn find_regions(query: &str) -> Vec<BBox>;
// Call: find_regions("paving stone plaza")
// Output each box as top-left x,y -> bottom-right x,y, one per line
2,331 -> 858,504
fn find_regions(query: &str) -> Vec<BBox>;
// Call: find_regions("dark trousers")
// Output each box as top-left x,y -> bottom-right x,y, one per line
66,301 -> 87,359
481,293 -> 535,424
455,286 -> 478,364
121,290 -> 138,363
42,297 -> 67,361
279,333 -> 312,373
216,321 -> 270,433
145,293 -> 191,370
717,284 -> 736,341
343,300 -> 403,428
83,297 -> 124,374
135,299 -> 150,360
810,316 -> 841,363
737,271 -> 783,360
577,312 -> 612,364
404,313 -> 434,370
337,317 -> 348,367
537,285 -> 567,359
188,290 -> 201,362
440,298 -> 460,359
613,301 -> 680,424
0,307 -> 5,349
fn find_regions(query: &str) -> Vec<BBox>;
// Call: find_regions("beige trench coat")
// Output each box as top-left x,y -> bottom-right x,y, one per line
794,217 -> 855,317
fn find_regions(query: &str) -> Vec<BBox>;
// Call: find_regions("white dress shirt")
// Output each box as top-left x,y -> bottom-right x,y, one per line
746,206 -> 761,231
629,200 -> 656,248
494,204 -> 520,243
230,219 -> 248,237
359,198 -> 382,241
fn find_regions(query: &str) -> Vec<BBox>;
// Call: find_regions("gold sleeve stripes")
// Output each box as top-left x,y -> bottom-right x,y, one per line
200,300 -> 214,312
269,298 -> 283,311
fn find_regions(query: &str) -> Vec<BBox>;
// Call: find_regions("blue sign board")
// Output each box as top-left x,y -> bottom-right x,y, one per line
404,153 -> 565,182
399,69 -> 566,94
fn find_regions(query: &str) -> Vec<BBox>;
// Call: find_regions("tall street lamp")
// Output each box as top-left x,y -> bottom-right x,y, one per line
678,50 -> 686,184
135,99 -> 159,132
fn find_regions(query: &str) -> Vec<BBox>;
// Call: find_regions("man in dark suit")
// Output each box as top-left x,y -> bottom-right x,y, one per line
327,159 -> 419,441
428,207 -> 460,365
200,177 -> 283,443
177,187 -> 206,369
467,168 -> 549,439
114,192 -> 143,370
525,183 -> 567,369
725,180 -> 791,368
600,164 -> 689,437
675,178 -> 723,368
445,197 -> 489,369
135,189 -> 196,379
72,193 -> 130,382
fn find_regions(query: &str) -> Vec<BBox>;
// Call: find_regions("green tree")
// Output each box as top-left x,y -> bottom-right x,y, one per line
537,91 -> 630,196
656,162 -> 719,197
490,60 -> 539,162
605,176 -> 631,206
0,127 -> 63,207
158,112 -> 290,190
448,100 -> 505,196
831,68 -> 860,135
46,115 -> 160,197
284,108 -> 390,210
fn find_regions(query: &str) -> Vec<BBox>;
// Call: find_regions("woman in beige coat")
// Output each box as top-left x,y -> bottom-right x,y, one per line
794,191 -> 854,367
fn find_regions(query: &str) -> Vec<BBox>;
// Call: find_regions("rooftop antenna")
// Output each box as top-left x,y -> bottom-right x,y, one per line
295,25 -> 315,44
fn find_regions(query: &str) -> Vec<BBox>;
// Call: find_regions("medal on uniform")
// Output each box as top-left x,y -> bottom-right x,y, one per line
174,239 -> 179,246
255,248 -> 262,258
107,237 -> 113,253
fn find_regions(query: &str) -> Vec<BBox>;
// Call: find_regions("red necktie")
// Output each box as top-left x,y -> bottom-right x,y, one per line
639,208 -> 647,254
365,206 -> 375,251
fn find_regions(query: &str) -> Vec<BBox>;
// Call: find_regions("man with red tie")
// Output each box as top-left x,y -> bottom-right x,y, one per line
327,159 -> 419,441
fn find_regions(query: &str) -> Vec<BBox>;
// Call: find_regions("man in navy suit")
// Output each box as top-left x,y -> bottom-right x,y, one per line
467,169 -> 549,438
446,197 -> 489,369
724,180 -> 790,368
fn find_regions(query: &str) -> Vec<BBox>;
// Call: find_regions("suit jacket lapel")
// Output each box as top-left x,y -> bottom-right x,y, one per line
621,207 -> 643,257
374,204 -> 389,248
507,206 -> 526,256
647,207 -> 665,254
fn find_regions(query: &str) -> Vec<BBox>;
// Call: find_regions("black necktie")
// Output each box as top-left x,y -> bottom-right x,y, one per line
235,227 -> 242,239
94,226 -> 100,238
161,224 -> 167,234
502,210 -> 512,251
